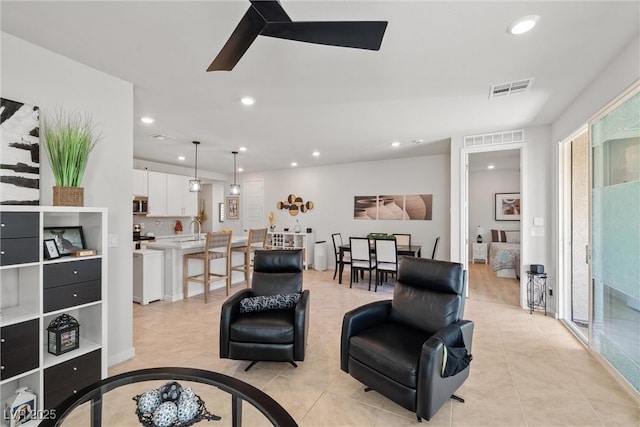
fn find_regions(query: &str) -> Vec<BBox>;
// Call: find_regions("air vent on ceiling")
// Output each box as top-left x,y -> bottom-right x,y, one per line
151,133 -> 176,141
489,78 -> 534,98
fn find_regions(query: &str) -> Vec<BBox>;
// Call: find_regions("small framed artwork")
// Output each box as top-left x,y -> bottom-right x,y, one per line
43,226 -> 86,256
495,193 -> 521,221
43,239 -> 60,260
226,196 -> 240,220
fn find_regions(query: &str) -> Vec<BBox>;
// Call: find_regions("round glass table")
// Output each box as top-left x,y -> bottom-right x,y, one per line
39,367 -> 297,427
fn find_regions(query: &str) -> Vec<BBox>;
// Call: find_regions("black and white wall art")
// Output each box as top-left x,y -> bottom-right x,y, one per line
1,98 -> 40,205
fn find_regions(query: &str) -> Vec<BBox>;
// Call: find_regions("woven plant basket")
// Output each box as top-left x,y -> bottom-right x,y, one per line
53,186 -> 84,206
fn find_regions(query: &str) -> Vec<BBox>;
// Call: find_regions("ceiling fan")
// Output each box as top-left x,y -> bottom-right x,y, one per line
207,0 -> 388,71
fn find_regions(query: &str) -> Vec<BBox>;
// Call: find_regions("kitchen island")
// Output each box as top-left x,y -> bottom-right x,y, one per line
146,235 -> 248,302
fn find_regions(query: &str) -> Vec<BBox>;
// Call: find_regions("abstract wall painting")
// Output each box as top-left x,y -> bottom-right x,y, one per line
495,192 -> 521,221
404,194 -> 433,220
354,196 -> 378,220
353,194 -> 433,220
378,195 -> 407,220
1,98 -> 40,205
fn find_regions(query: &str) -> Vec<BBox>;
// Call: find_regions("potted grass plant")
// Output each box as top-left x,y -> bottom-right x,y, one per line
43,109 -> 101,206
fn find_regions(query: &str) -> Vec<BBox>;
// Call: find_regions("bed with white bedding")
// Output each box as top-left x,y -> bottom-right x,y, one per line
489,229 -> 521,279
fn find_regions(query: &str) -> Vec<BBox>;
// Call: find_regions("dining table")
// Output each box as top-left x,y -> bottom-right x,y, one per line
337,243 -> 422,284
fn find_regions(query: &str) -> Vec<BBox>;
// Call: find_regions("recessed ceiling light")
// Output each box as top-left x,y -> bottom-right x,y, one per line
237,167 -> 244,172
488,164 -> 495,169
391,141 -> 400,148
178,156 -> 186,161
291,162 -> 298,167
507,15 -> 540,35
239,146 -> 247,152
312,151 -> 320,157
140,117 -> 155,124
240,97 -> 255,106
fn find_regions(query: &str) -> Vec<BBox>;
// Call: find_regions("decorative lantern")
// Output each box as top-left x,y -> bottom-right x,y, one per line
3,387 -> 37,427
47,314 -> 80,355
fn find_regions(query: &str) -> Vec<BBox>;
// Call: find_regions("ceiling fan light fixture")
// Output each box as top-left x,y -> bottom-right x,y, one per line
507,15 -> 540,35
230,151 -> 240,195
189,141 -> 201,192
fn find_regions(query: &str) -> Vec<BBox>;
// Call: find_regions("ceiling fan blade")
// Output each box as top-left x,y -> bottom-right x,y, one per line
261,21 -> 388,50
207,6 -> 267,71
249,0 -> 291,23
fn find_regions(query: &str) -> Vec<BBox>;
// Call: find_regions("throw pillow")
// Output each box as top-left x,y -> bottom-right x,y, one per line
491,229 -> 507,242
505,231 -> 520,243
239,293 -> 301,313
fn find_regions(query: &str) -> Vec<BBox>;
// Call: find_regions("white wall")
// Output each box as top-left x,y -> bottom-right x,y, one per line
2,32 -> 135,365
451,125 -> 552,310
549,34 -> 640,316
468,167 -> 520,256
241,154 -> 451,268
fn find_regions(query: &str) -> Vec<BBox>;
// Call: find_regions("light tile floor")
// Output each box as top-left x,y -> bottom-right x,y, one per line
97,264 -> 638,426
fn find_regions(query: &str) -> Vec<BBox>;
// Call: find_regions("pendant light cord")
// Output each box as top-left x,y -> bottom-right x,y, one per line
232,151 -> 238,186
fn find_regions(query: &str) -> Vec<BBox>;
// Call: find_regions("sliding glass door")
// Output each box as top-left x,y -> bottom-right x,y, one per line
590,86 -> 639,393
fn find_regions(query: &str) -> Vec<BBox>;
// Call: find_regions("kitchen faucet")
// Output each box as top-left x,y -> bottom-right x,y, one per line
190,220 -> 202,240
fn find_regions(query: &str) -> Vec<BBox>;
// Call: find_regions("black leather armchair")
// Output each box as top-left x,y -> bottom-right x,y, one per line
341,257 -> 473,421
220,249 -> 310,371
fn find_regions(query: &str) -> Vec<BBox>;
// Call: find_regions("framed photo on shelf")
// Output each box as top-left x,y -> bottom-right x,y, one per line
43,226 -> 86,256
226,196 -> 240,220
495,193 -> 521,221
43,239 -> 60,260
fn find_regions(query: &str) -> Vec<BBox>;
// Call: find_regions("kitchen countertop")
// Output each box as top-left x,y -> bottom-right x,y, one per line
146,235 -> 247,250
133,248 -> 165,255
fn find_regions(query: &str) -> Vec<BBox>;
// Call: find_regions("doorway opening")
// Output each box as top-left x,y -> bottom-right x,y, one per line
558,126 -> 589,342
466,149 -> 522,306
460,142 -> 526,308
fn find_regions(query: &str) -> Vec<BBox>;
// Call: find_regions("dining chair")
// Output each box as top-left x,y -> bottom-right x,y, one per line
183,231 -> 232,303
331,233 -> 351,280
393,233 -> 411,247
431,236 -> 440,260
349,237 -> 376,290
374,238 -> 398,292
231,228 -> 268,287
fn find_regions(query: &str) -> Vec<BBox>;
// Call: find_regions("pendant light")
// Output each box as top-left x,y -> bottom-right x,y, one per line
189,141 -> 201,192
230,151 -> 240,195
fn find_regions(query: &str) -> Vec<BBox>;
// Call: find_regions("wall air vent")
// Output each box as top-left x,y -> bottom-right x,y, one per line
464,130 -> 525,147
151,133 -> 176,140
489,78 -> 534,98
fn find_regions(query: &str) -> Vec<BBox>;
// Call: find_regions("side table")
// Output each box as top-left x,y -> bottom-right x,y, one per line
472,243 -> 488,264
526,271 -> 547,315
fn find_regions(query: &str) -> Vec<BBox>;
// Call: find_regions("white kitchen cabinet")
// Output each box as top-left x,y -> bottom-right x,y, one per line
147,172 -> 197,217
147,171 -> 168,216
133,249 -> 164,305
132,169 -> 148,196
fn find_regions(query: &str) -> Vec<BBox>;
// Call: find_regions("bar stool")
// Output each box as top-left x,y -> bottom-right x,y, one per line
183,231 -> 232,303
231,228 -> 268,287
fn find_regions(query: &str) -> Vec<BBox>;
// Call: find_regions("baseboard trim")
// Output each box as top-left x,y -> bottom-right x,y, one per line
108,347 -> 136,367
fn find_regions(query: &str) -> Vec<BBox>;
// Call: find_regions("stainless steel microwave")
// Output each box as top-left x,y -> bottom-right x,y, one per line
133,196 -> 148,215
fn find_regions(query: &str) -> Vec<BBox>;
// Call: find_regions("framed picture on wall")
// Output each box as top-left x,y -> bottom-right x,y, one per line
226,196 -> 240,220
495,193 -> 521,221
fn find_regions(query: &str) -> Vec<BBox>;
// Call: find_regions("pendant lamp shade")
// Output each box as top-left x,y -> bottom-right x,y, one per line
230,151 -> 240,195
189,141 -> 201,192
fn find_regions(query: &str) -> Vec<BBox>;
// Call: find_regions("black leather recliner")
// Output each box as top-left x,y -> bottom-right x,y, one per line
341,257 -> 473,421
220,249 -> 310,371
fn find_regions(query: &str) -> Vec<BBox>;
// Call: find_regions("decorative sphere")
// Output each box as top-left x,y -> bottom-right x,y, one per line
179,387 -> 196,402
152,402 -> 178,427
177,397 -> 199,423
159,381 -> 183,402
137,389 -> 161,414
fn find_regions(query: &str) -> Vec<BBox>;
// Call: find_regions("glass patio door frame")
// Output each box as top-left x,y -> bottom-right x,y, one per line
588,80 -> 639,396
